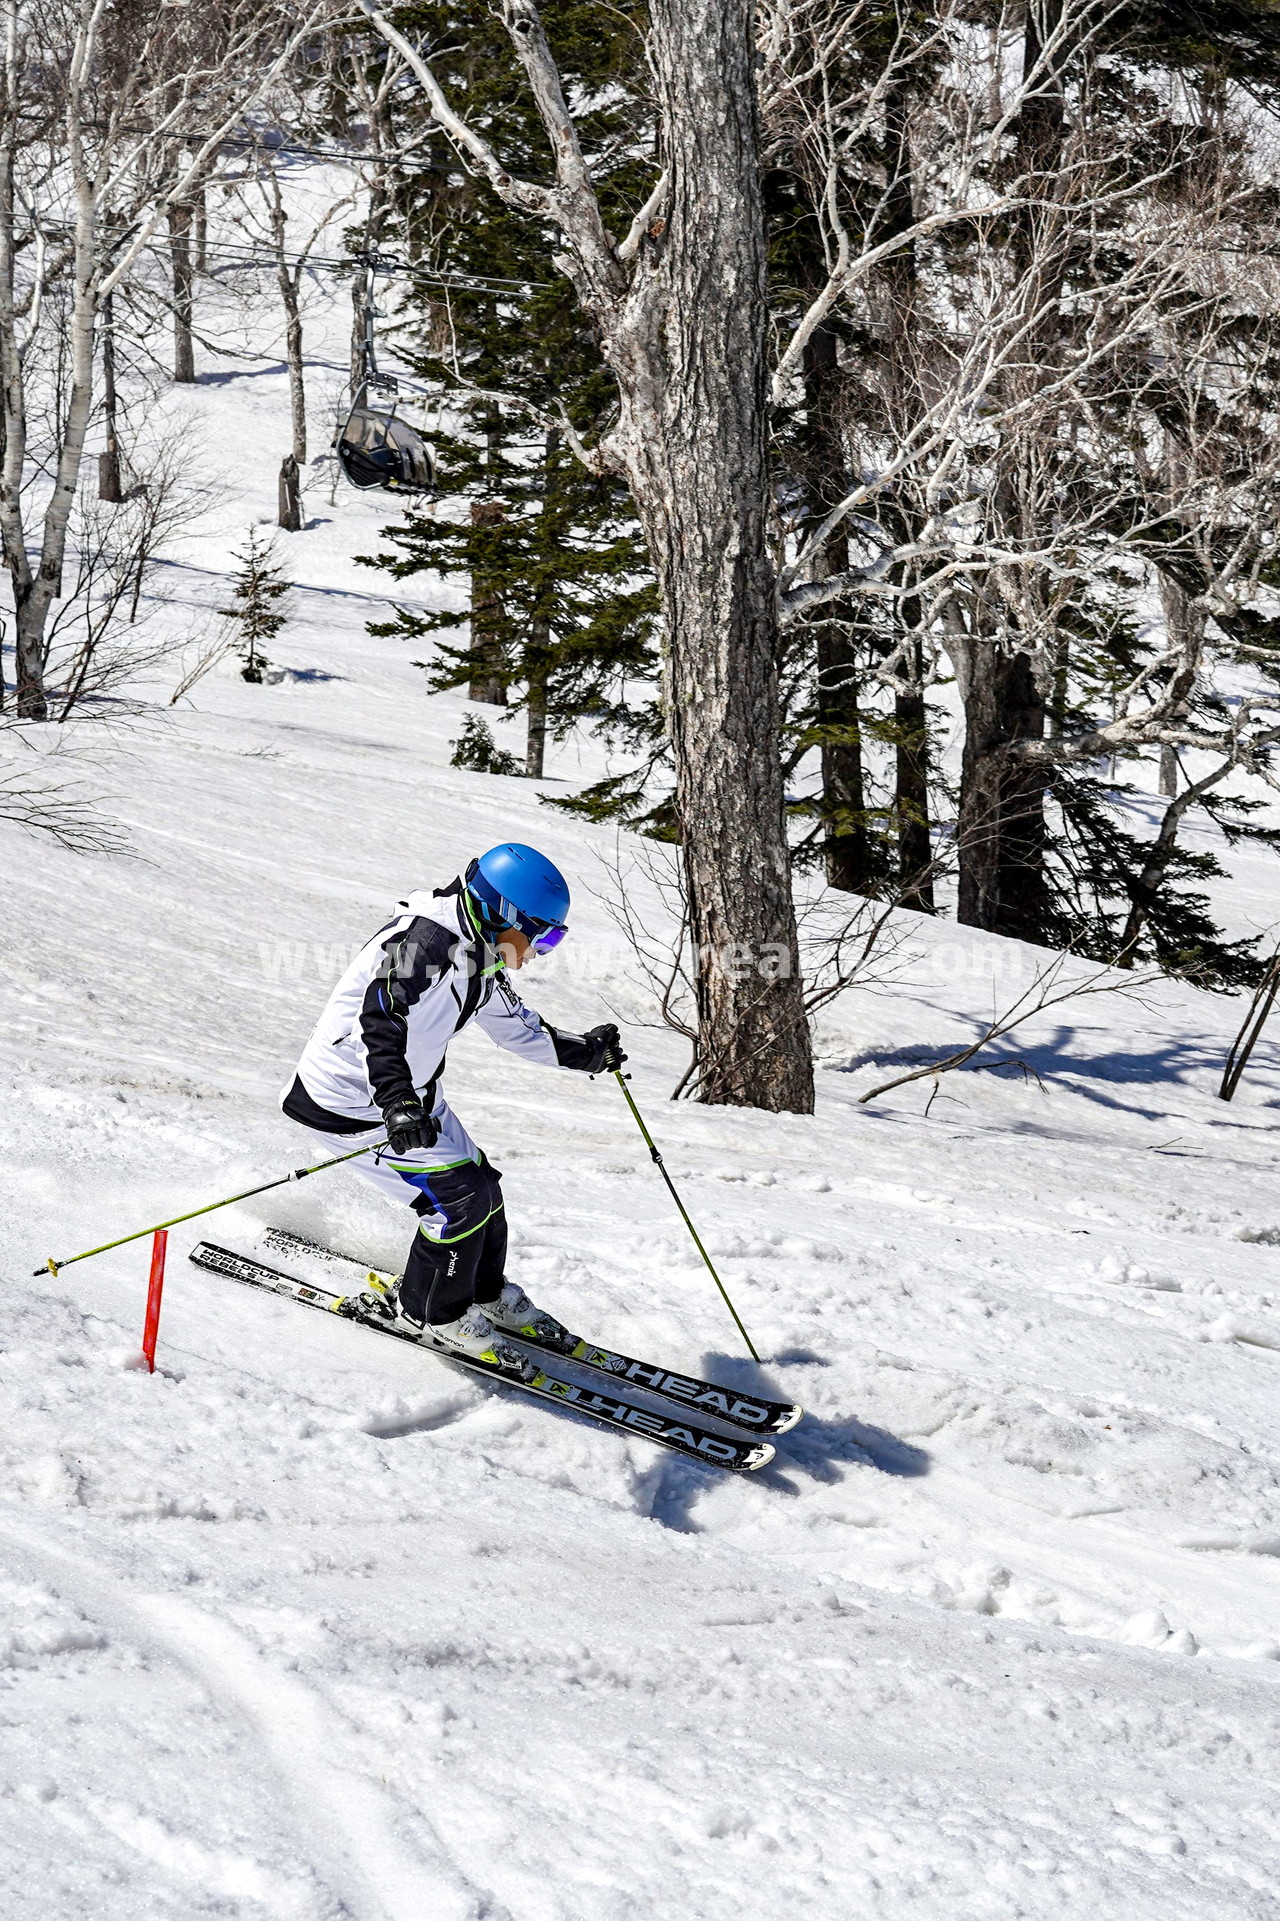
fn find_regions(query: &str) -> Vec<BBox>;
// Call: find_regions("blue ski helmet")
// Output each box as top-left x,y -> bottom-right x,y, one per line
465,843 -> 570,951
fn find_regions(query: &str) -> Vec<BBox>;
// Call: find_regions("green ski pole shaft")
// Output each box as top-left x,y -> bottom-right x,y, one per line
35,1141 -> 385,1278
612,1070 -> 762,1365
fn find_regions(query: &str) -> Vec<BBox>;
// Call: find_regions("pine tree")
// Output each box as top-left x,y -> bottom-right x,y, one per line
368,412 -> 657,782
352,0 -> 661,789
220,529 -> 290,683
449,711 -> 522,776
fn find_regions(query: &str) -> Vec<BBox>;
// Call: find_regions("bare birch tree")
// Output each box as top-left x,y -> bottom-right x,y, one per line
228,147 -> 353,484
0,0 -> 333,722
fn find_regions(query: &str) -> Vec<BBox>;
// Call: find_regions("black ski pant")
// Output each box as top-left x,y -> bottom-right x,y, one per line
399,1158 -> 507,1327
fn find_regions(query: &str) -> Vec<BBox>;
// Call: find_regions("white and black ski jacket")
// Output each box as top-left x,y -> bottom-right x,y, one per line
284,881 -> 595,1133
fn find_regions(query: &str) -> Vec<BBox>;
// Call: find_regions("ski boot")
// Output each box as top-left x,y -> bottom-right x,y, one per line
429,1304 -> 541,1380
482,1280 -> 577,1354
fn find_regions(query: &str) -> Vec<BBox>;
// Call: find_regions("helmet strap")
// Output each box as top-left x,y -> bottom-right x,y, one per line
462,879 -> 505,949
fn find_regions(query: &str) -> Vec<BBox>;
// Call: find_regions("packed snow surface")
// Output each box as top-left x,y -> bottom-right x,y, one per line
5,235 -> 1280,1919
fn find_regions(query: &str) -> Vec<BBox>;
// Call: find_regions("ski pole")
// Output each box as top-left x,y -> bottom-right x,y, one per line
35,1141 -> 385,1278
611,1070 -> 762,1364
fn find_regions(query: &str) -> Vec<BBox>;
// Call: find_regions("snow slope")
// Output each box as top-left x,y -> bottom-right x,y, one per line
5,225 -> 1280,1919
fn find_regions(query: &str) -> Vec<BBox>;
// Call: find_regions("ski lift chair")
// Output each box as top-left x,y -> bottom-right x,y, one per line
336,382 -> 435,494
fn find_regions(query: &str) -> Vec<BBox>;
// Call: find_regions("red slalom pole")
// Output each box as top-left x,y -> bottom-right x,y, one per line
142,1230 -> 168,1374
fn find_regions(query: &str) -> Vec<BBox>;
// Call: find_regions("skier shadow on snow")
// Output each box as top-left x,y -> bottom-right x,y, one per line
638,1411 -> 929,1534
770,1410 -> 930,1488
637,1354 -> 929,1533
702,1349 -> 931,1487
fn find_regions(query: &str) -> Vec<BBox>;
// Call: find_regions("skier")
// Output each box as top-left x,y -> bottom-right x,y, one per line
280,843 -> 625,1370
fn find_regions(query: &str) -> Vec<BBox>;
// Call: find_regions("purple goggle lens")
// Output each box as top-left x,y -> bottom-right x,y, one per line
528,923 -> 567,954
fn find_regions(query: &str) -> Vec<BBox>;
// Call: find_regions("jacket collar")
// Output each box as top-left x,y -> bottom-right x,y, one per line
413,878 -> 506,976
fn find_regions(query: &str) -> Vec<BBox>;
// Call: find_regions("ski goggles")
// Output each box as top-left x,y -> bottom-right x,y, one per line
525,920 -> 567,955
466,867 -> 568,954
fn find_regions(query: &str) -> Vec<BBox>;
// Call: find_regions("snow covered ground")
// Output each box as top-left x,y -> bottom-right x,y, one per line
5,216 -> 1280,1919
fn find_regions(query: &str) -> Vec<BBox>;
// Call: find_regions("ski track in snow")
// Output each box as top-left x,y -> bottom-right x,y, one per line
137,1593 -> 485,1921
6,176 -> 1280,1915
0,1521 -> 487,1920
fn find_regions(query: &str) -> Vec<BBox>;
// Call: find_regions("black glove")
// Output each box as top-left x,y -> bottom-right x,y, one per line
582,1023 -> 627,1074
381,1096 -> 440,1154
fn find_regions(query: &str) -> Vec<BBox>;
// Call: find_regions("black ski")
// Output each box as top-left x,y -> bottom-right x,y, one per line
261,1226 -> 803,1438
188,1242 -> 775,1474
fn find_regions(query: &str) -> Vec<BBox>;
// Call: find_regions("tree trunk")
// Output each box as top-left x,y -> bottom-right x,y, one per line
953,6 -> 1064,940
1157,571 -> 1201,798
1048,629 -> 1069,737
525,621 -> 549,777
351,259 -> 368,389
369,0 -> 813,1110
802,322 -> 874,895
98,288 -> 122,501
954,636 -> 1050,938
0,59 -> 42,716
278,453 -> 301,531
879,85 -> 933,910
10,156 -> 99,717
524,422 -> 557,779
468,500 -> 508,705
284,284 -> 307,464
351,173 -> 390,387
1159,744 -> 1178,797
268,174 -> 307,462
169,200 -> 196,383
894,635 -> 934,911
815,622 -> 869,892
614,0 -> 812,1111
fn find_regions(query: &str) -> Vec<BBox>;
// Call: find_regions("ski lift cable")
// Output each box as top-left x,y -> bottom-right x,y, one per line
5,211 -> 545,295
15,107 -> 458,172
187,237 -> 546,290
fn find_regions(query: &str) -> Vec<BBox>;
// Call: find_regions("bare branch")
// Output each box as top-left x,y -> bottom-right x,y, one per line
355,0 -> 552,219
616,170 -> 669,264
857,958 -> 1165,1106
499,0 -> 622,297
